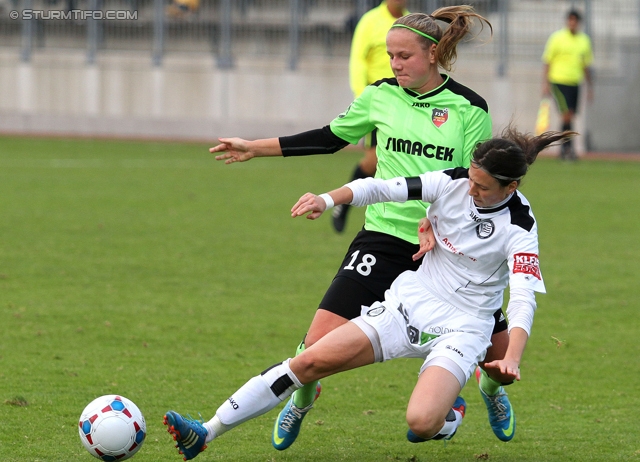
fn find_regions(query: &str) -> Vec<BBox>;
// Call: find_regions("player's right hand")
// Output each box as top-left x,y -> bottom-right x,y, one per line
210,138 -> 255,163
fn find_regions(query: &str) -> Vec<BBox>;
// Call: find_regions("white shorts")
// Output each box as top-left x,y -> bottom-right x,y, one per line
351,271 -> 493,388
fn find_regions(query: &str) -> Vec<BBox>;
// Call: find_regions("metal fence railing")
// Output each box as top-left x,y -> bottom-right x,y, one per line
0,0 -> 638,71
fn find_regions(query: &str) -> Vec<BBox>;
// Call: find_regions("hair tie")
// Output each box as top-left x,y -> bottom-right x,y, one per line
472,162 -> 523,182
489,172 -> 523,182
390,24 -> 439,44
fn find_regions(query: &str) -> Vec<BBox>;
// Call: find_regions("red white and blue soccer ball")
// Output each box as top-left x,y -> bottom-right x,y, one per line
78,395 -> 146,461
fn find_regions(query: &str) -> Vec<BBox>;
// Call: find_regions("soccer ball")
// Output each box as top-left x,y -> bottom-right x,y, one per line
78,395 -> 146,461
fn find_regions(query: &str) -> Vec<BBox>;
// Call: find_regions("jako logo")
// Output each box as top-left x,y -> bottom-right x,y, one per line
446,345 -> 464,357
228,397 -> 239,410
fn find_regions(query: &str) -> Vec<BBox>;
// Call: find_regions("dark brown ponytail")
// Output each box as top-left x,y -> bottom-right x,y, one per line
473,125 -> 577,186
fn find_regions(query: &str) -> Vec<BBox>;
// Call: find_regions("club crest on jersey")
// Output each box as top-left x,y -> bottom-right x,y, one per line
513,253 -> 541,280
476,220 -> 495,239
432,108 -> 449,128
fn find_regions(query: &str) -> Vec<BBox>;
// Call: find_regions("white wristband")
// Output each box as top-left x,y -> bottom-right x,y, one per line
319,193 -> 334,210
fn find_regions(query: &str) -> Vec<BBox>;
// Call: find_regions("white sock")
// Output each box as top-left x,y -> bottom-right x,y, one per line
205,359 -> 302,441
433,408 -> 463,440
203,416 -> 227,444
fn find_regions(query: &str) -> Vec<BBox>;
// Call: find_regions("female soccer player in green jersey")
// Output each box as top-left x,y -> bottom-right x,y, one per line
208,5 -> 515,453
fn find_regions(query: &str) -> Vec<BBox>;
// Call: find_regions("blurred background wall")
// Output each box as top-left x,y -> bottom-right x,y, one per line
0,0 -> 638,152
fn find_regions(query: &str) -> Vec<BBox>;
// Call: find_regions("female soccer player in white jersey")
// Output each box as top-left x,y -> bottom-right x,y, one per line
209,6 -> 515,450
164,128 -> 575,460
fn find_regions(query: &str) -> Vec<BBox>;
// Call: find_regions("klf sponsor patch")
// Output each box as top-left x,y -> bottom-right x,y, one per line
432,108 -> 449,128
513,253 -> 541,279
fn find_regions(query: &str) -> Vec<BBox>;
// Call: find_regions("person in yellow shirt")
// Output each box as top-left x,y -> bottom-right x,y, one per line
542,9 -> 593,160
332,0 -> 409,232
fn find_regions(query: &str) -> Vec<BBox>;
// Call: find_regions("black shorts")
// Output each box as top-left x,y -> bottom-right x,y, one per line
319,230 -> 508,334
551,83 -> 580,113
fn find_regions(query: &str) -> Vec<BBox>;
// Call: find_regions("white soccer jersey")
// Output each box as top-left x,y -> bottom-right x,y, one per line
347,167 -> 545,334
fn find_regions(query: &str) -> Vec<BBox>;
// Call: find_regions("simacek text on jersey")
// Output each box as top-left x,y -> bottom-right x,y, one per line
16,10 -> 138,20
385,138 -> 455,161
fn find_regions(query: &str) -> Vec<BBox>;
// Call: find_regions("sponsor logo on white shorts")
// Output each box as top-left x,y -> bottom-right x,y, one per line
428,326 -> 462,335
446,345 -> 464,357
367,306 -> 385,317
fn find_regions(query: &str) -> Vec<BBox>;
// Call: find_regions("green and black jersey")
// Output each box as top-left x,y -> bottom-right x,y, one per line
330,76 -> 491,244
280,75 -> 491,245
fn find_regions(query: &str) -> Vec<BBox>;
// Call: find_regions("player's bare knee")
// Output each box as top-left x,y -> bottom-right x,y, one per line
405,411 -> 441,439
290,350 -> 325,382
406,420 -> 438,440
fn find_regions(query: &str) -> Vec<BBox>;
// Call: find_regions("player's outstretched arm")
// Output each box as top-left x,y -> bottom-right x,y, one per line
210,137 -> 283,164
483,327 -> 529,382
291,187 -> 354,220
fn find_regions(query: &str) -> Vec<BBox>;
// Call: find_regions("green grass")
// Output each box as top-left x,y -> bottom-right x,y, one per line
0,136 -> 638,461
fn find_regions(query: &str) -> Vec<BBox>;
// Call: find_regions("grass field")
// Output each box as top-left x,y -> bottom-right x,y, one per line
0,136 -> 639,462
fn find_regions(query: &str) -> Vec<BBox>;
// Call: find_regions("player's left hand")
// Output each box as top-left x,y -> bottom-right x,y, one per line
291,193 -> 327,220
483,358 -> 521,381
412,217 -> 436,261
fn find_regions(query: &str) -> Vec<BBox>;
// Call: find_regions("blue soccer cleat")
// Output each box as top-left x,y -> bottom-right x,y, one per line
407,396 -> 466,443
475,366 -> 516,442
272,399 -> 313,450
479,386 -> 515,442
271,382 -> 321,451
164,410 -> 208,460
